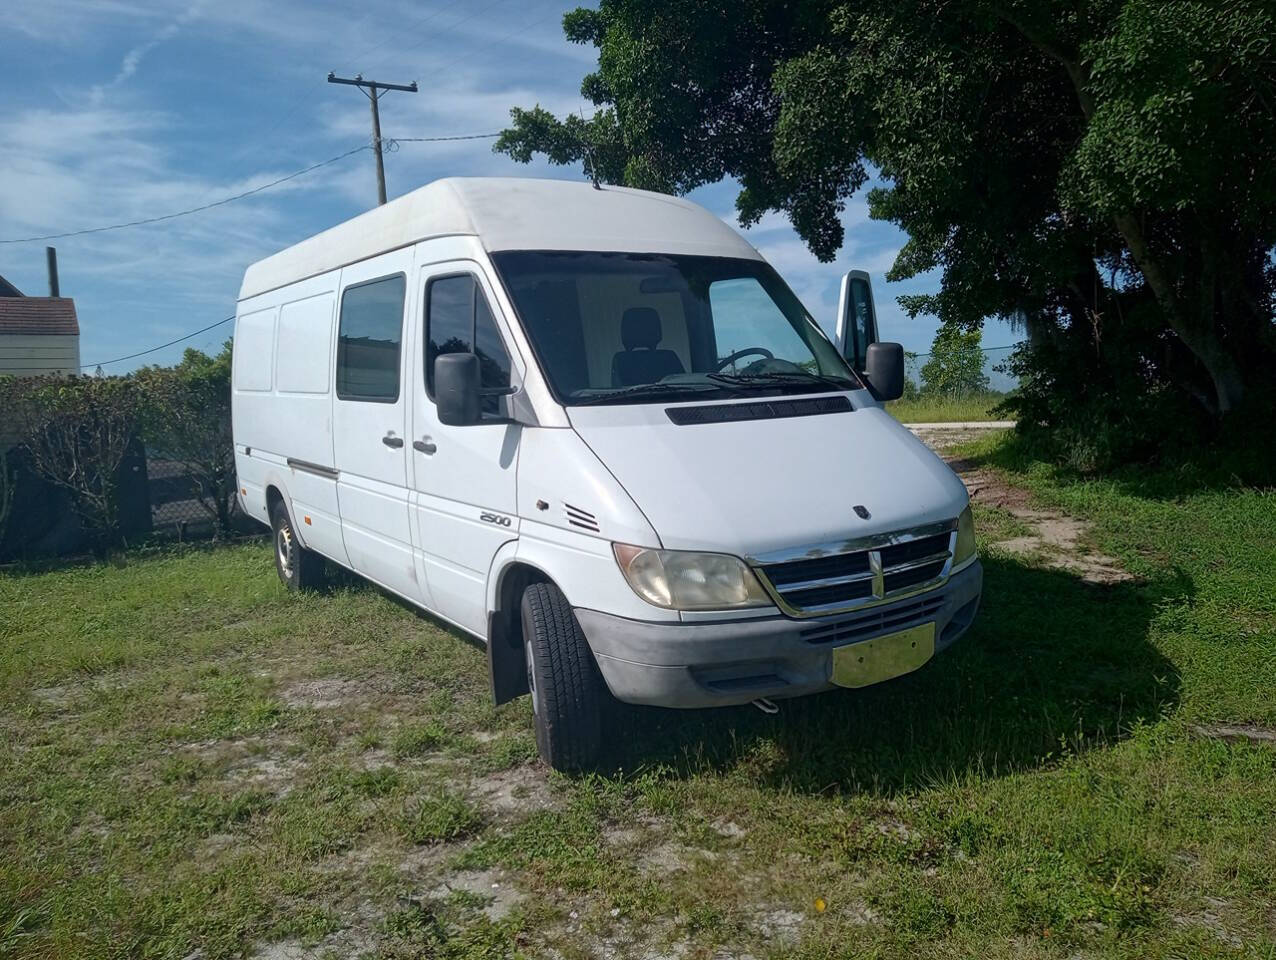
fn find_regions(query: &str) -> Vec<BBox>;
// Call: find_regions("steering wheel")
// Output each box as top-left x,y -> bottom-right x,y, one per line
715,347 -> 774,371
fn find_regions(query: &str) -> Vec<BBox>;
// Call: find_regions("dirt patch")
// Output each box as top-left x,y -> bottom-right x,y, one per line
754,907 -> 804,944
31,685 -> 74,707
354,747 -> 395,770
1192,723 -> 1276,746
223,754 -> 305,798
909,427 -> 996,455
711,819 -> 747,839
874,818 -> 914,841
430,867 -> 523,921
279,678 -> 368,709
1173,897 -> 1243,948
249,916 -> 378,960
469,763 -> 560,816
953,465 -> 1133,584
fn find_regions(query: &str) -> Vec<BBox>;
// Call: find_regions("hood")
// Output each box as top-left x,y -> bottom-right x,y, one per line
567,396 -> 968,556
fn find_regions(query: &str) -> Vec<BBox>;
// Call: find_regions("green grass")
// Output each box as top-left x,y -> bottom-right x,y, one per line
887,391 -> 1007,422
3,436 -> 1275,958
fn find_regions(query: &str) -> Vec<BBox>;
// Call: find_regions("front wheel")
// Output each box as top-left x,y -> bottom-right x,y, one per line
270,499 -> 324,591
521,582 -> 608,772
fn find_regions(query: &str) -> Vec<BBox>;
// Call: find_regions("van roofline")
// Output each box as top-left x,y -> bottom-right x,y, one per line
237,177 -> 762,302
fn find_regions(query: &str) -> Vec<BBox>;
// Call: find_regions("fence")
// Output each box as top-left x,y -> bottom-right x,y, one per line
0,442 -> 247,561
145,453 -> 248,541
0,364 -> 242,559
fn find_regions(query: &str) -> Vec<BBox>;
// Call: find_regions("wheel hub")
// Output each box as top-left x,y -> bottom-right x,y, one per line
276,525 -> 293,578
524,637 -> 539,716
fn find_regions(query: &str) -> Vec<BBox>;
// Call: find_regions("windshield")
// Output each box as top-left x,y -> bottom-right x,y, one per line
490,251 -> 861,405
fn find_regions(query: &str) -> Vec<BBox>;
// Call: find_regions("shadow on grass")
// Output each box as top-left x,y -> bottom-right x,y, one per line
607,554 -> 1187,794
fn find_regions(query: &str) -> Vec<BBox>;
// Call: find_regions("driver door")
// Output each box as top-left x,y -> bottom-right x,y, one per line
408,260 -> 521,636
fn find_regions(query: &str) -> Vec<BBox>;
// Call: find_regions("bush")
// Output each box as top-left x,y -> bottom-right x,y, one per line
997,328 -> 1215,475
136,343 -> 236,537
0,375 -> 147,553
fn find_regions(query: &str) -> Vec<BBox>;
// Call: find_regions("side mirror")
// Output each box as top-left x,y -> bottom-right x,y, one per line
836,270 -> 879,371
864,342 -> 905,402
435,353 -> 481,426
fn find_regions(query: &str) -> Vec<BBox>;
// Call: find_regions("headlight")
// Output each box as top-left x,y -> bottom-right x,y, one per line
612,544 -> 772,610
953,504 -> 977,568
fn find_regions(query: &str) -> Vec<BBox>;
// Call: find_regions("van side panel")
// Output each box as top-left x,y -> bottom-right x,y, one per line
233,305 -> 276,392
232,271 -> 348,567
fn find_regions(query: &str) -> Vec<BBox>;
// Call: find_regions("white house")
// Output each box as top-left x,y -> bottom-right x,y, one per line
0,253 -> 81,377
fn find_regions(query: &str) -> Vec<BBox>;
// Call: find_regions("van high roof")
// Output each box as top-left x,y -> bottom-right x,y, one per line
238,177 -> 761,301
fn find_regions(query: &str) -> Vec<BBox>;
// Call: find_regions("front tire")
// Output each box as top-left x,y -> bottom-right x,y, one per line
270,499 -> 323,591
520,582 -> 607,772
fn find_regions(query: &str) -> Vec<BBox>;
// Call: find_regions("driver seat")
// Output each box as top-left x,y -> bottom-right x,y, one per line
611,307 -> 685,386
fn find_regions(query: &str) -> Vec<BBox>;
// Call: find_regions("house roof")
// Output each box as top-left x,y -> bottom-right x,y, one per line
0,274 -> 22,298
239,176 -> 762,301
0,297 -> 79,336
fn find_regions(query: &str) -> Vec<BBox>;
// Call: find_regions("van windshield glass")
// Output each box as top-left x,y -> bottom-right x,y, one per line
490,251 -> 861,405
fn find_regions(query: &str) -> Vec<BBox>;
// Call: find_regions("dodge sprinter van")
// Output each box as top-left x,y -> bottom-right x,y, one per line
232,177 -> 981,770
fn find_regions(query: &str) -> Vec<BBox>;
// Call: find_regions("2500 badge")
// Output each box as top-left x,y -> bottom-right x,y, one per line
480,512 -> 512,527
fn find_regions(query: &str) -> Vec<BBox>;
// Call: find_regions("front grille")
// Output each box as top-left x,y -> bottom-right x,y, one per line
800,594 -> 946,645
757,527 -> 954,616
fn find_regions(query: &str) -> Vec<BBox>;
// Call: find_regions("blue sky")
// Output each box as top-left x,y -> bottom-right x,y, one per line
1,0 -> 1019,373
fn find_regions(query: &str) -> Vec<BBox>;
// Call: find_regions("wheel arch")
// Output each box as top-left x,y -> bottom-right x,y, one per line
262,477 -> 311,549
486,555 -> 555,705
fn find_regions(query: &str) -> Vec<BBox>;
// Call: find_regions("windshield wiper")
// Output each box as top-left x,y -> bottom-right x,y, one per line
571,382 -> 730,406
706,370 -> 857,391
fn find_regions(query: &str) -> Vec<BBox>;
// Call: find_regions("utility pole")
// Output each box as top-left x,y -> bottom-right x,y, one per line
327,72 -> 418,205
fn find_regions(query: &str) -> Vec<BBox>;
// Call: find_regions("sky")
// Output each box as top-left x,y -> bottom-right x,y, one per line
0,0 -> 1020,375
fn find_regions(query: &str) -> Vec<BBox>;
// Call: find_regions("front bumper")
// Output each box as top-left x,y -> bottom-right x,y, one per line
576,559 -> 982,708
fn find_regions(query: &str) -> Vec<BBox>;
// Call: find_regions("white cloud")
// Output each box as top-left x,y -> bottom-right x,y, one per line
0,0 -> 985,368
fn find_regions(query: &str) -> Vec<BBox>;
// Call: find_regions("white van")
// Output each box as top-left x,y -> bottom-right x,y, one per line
232,177 -> 981,770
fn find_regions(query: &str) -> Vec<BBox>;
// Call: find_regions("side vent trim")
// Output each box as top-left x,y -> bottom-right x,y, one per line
564,503 -> 600,532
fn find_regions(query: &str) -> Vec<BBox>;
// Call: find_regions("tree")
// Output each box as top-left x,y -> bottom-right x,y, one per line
496,0 -> 1276,442
1,375 -> 146,553
136,343 -> 236,537
920,324 -> 991,397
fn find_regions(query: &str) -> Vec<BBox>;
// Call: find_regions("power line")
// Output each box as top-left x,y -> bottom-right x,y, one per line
1,144 -> 370,245
388,133 -> 506,143
910,343 -> 1025,358
82,316 -> 234,369
0,134 -> 500,244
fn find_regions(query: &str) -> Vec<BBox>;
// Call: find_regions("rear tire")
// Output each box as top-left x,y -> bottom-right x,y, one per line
520,581 -> 607,772
270,499 -> 323,591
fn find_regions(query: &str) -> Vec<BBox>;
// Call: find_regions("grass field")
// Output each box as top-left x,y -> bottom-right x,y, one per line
886,392 -> 1007,423
3,432 -> 1274,959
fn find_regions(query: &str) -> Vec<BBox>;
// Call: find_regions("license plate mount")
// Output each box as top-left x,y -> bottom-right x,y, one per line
830,621 -> 936,688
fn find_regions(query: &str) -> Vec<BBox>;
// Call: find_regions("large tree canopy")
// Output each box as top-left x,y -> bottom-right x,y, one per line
497,0 -> 1276,435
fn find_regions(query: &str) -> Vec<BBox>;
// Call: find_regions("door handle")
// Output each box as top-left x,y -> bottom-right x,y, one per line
413,438 -> 437,455
382,434 -> 404,449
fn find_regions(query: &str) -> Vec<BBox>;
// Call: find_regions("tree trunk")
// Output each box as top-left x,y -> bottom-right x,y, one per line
1112,212 -> 1245,415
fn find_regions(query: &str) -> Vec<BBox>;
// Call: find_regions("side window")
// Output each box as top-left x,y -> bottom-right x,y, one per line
847,277 -> 877,371
426,274 -> 512,415
336,274 -> 405,401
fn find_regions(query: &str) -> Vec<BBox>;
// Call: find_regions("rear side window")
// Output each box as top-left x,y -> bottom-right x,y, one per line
336,274 -> 405,402
426,274 -> 511,414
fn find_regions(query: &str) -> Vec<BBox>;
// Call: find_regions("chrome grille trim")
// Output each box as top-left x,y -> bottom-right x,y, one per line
750,520 -> 958,618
